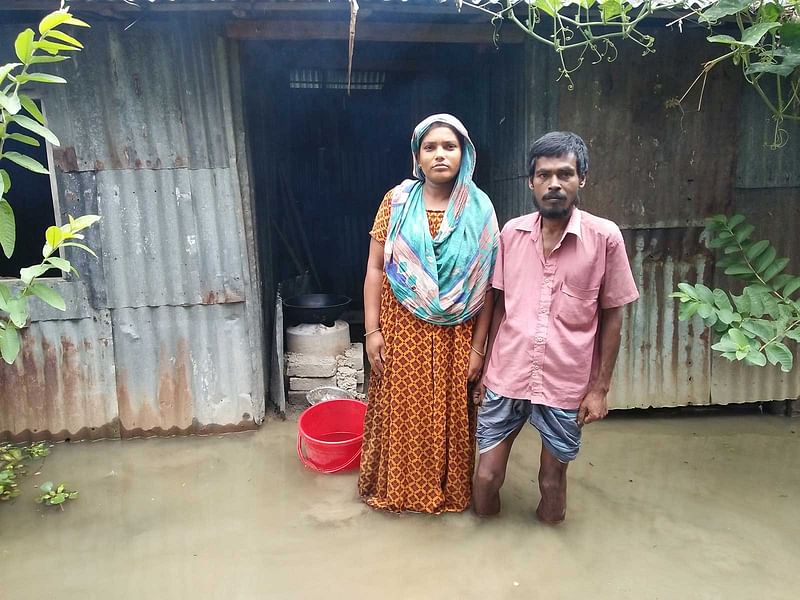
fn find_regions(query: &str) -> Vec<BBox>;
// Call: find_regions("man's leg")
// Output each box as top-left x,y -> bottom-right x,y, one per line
472,425 -> 523,516
535,445 -> 569,523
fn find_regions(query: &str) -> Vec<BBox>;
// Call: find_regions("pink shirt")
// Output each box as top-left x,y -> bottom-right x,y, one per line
482,209 -> 639,409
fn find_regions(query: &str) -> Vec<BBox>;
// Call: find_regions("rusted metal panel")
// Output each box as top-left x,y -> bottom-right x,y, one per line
610,228 -> 712,409
0,313 -> 118,442
557,28 -> 739,229
32,21 -> 231,173
709,188 -> 800,404
96,167 -> 246,309
735,87 -> 800,189
487,43 -> 559,227
112,304 -> 257,437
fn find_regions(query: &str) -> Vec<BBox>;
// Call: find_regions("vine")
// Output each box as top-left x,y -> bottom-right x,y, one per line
458,0 -> 800,146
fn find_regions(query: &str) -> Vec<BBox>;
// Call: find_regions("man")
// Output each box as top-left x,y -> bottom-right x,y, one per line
472,132 -> 639,523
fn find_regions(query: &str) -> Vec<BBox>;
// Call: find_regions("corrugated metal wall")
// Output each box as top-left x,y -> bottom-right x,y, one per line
492,30 -> 796,408
0,18 -> 264,440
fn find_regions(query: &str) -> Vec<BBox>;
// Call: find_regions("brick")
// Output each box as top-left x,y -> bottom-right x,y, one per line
285,352 -> 337,378
336,343 -> 364,371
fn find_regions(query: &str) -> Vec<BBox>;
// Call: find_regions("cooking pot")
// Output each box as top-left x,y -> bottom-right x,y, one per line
283,293 -> 351,326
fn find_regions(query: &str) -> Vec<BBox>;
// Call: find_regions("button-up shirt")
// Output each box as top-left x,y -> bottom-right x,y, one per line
482,209 -> 639,409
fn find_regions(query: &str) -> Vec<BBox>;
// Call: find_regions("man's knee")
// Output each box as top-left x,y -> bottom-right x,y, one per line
475,462 -> 505,493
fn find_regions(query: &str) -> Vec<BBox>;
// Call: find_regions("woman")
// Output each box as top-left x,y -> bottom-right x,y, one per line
358,114 -> 499,513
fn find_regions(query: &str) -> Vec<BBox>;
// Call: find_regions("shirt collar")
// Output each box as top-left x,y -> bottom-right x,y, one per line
517,208 -> 583,242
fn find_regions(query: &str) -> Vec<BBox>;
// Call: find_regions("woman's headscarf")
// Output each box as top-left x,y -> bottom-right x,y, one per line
383,114 -> 499,325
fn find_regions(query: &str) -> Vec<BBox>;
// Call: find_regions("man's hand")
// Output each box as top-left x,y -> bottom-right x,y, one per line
577,388 -> 608,427
471,381 -> 486,406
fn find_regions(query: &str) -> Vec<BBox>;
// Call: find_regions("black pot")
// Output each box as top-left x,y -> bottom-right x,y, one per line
282,294 -> 352,327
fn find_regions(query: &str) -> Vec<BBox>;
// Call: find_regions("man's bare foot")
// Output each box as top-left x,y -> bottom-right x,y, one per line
535,501 -> 565,524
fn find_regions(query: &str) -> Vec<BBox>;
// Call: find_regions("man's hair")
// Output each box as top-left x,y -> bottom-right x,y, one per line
527,131 -> 589,178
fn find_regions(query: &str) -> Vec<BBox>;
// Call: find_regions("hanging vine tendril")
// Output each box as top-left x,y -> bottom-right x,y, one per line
460,0 -> 800,147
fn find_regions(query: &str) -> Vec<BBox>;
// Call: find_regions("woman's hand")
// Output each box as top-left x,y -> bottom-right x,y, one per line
467,349 -> 484,383
366,331 -> 386,378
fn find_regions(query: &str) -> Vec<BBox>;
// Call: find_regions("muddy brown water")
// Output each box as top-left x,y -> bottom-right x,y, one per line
1,414 -> 798,599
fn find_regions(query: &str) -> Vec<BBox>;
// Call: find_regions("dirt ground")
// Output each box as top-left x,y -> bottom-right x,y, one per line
1,412 -> 798,599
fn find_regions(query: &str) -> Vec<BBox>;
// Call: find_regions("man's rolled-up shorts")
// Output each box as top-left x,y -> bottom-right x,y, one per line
477,388 -> 582,463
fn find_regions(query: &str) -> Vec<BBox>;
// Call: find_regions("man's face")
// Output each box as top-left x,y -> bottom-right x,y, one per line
529,153 -> 586,220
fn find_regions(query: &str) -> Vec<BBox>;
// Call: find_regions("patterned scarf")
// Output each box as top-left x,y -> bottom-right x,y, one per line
384,114 -> 499,325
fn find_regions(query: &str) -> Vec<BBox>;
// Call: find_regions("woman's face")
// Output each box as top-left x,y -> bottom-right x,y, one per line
417,125 -> 462,185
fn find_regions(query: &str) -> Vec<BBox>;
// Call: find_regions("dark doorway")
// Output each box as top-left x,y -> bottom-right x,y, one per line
241,40 -> 509,315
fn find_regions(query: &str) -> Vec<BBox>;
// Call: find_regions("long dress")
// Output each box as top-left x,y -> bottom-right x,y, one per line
358,192 -> 477,513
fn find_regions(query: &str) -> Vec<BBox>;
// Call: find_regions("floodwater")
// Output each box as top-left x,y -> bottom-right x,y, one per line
1,413 -> 798,599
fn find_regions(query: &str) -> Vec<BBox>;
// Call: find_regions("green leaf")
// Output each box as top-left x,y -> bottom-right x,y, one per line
732,292 -> 750,315
39,481 -> 53,493
741,319 -> 775,342
746,48 -> 800,77
762,257 -> 790,283
64,17 -> 91,28
29,55 -> 70,65
736,349 -> 748,360
1,152 -> 49,175
29,283 -> 65,311
782,277 -> 800,298
700,0 -> 757,23
0,169 -> 9,193
734,224 -> 755,244
9,114 -> 59,146
679,301 -> 700,321
695,284 -> 715,305
759,2 -> 782,22
724,264 -> 754,277
39,10 -> 74,35
18,73 -> 66,85
677,283 -> 698,298
697,303 -> 714,319
14,28 -> 35,62
18,95 -> 45,125
781,23 -> 800,49
708,34 -> 739,45
712,289 -> 732,311
770,274 -> 793,291
0,91 -> 21,115
0,200 -> 15,259
755,246 -> 777,273
61,242 -> 97,258
785,328 -> 800,342
717,309 -> 736,325
726,214 -> 745,229
67,214 -> 101,233
46,256 -> 72,273
745,240 -> 769,262
45,226 -> 64,250
744,350 -> 767,367
6,297 -> 27,328
765,343 -> 793,372
728,328 -> 749,347
6,133 -> 40,147
0,325 -> 20,364
45,29 -> 83,49
712,338 -> 740,353
32,40 -> 80,55
0,63 -> 21,86
19,263 -> 49,285
740,23 -> 782,47
535,0 -> 560,17
762,294 -> 781,319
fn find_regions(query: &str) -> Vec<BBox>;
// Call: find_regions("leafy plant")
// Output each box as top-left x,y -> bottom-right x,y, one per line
1,3 -> 100,364
0,441 -> 50,501
459,0 -> 800,146
671,214 -> 800,372
36,480 -> 78,509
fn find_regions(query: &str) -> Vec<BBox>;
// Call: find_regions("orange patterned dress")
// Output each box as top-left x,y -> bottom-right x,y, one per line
358,192 -> 477,513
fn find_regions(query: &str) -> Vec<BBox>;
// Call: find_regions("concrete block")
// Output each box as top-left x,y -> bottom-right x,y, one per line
286,320 -> 350,357
285,352 -> 337,378
289,376 -> 337,391
337,343 -> 364,370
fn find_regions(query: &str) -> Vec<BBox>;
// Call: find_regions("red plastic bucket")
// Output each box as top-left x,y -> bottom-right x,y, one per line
297,399 -> 367,474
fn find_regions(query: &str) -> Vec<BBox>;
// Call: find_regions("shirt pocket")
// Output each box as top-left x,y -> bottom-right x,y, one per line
557,282 -> 599,329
